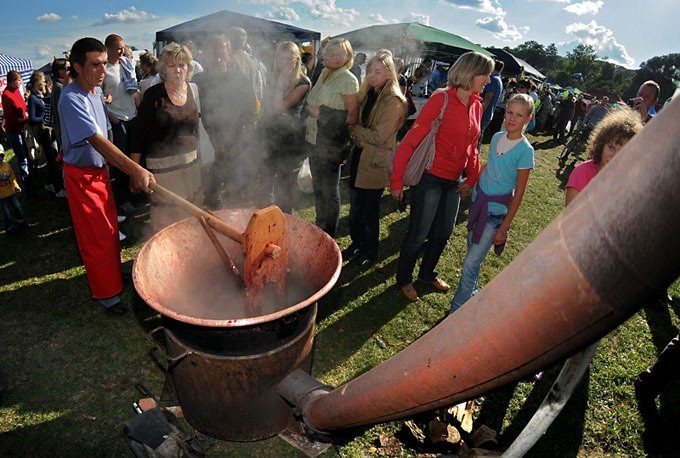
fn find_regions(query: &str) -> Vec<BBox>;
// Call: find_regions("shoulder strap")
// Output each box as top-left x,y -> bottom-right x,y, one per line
188,82 -> 200,114
436,90 -> 449,120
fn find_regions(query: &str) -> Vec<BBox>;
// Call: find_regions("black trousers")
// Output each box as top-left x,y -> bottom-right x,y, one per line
348,185 -> 383,261
641,333 -> 680,392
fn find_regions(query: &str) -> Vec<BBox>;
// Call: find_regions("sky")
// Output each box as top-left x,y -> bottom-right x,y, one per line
1,0 -> 678,71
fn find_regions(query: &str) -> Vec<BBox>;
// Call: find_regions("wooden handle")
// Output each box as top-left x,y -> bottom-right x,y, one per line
150,182 -> 244,244
198,216 -> 243,283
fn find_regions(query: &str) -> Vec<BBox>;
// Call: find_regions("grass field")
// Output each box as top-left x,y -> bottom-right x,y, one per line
0,130 -> 678,457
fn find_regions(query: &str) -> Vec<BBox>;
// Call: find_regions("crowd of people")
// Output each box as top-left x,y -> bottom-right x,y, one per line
1,31 -> 676,410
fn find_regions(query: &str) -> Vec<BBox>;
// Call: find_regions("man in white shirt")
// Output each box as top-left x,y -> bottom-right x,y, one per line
103,33 -> 139,213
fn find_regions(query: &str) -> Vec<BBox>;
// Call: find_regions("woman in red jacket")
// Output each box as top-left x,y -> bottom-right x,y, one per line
391,51 -> 493,302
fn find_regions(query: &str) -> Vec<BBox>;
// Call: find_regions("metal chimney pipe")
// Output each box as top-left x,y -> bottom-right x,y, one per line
301,96 -> 680,431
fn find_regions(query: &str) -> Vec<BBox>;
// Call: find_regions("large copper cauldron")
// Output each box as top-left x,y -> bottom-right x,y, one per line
133,209 -> 342,440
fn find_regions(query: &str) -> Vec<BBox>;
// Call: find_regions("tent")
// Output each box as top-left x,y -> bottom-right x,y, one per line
334,23 -> 493,63
0,53 -> 33,93
155,10 -> 321,53
485,47 -> 545,81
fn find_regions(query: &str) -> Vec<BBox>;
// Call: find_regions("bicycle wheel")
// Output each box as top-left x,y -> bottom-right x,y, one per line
559,136 -> 578,162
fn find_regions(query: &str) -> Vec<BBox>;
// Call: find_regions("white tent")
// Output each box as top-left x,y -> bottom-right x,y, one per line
0,53 -> 33,93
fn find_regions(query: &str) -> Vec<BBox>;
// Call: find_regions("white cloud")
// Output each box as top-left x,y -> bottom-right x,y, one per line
564,1 -> 604,15
303,0 -> 359,27
439,0 -> 504,15
37,45 -> 54,57
249,0 -> 359,27
263,6 -> 301,21
36,13 -> 61,22
403,12 -> 431,25
476,16 -> 528,41
565,20 -> 636,68
368,14 -> 390,25
96,7 -> 160,25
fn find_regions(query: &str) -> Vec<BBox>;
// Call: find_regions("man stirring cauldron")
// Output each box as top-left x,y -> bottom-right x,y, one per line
59,37 -> 155,315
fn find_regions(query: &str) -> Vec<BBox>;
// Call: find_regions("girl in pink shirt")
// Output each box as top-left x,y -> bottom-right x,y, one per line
565,108 -> 642,206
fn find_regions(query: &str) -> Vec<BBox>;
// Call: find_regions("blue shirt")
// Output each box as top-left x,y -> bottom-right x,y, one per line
480,72 -> 503,124
476,131 -> 534,214
58,83 -> 108,168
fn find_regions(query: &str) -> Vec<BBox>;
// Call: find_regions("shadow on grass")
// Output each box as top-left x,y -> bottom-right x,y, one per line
476,361 -> 588,457
313,259 -> 412,379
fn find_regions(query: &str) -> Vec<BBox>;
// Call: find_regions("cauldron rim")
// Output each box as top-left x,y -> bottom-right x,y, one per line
133,208 -> 342,328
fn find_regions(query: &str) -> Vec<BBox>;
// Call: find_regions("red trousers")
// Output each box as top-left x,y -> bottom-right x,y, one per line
64,164 -> 122,299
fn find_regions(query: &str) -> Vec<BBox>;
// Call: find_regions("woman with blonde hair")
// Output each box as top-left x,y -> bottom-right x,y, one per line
260,41 -> 311,213
130,42 -> 202,232
304,37 -> 360,237
344,52 -> 407,265
391,51 -> 493,301
26,71 -> 48,171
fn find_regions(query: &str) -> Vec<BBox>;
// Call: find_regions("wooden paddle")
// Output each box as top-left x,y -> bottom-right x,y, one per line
149,183 -> 288,308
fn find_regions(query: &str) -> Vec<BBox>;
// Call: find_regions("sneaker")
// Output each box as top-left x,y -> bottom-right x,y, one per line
357,256 -> 376,268
119,231 -> 127,242
44,184 -> 56,193
117,215 -> 127,223
55,189 -> 67,198
105,301 -> 129,315
342,244 -> 362,260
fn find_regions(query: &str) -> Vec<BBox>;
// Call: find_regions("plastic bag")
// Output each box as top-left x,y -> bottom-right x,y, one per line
297,157 -> 313,193
124,407 -> 205,458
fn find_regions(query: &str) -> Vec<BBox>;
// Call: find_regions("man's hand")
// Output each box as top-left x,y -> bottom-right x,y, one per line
630,97 -> 649,122
130,167 -> 155,193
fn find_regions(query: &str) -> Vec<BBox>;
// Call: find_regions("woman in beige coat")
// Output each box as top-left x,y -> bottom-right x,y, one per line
346,52 -> 407,266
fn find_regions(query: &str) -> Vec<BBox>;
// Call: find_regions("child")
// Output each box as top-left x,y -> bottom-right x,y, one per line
565,107 -> 642,206
0,152 -> 28,234
450,94 -> 535,314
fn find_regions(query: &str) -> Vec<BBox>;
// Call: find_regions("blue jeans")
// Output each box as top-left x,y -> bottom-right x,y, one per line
309,145 -> 342,237
6,132 -> 33,191
450,213 -> 505,313
396,171 -> 461,287
1,194 -> 26,231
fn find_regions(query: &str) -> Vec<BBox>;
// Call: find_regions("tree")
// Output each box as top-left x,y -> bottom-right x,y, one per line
563,44 -> 599,85
627,53 -> 680,105
509,40 -> 561,77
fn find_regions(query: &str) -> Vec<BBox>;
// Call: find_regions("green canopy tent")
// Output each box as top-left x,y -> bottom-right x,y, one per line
334,23 -> 493,63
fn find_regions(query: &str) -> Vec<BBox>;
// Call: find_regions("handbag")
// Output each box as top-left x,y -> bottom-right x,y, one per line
400,90 -> 449,187
406,90 -> 417,117
188,83 -> 215,167
297,157 -> 313,193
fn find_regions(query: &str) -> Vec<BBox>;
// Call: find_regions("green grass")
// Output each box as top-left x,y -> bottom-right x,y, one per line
0,132 -> 678,457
